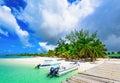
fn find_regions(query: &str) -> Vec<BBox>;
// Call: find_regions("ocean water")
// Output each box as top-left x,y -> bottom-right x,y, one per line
0,59 -> 77,83
0,54 -> 33,58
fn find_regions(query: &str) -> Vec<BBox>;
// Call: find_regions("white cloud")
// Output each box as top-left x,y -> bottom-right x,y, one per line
37,48 -> 42,52
38,42 -> 56,51
0,28 -> 8,37
1,0 -> 120,52
0,6 -> 31,47
18,0 -> 100,43
80,0 -> 120,51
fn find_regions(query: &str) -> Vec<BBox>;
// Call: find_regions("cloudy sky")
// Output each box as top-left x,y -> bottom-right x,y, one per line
0,0 -> 120,54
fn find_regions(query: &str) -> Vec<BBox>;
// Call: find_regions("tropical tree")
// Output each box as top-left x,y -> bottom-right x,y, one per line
54,29 -> 107,62
117,51 -> 120,54
111,52 -> 115,54
55,38 -> 66,58
48,50 -> 54,57
90,39 -> 107,61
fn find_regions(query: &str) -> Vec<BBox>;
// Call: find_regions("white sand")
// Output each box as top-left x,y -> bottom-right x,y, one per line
3,57 -> 62,66
2,57 -> 111,72
78,59 -> 105,72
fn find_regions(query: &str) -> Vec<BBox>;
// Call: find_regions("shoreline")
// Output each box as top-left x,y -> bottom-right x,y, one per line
0,57 -> 109,72
0,57 -> 62,66
1,57 -> 119,72
1,57 -> 120,83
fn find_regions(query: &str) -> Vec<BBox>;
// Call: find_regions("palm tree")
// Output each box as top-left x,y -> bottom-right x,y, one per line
54,29 -> 107,62
48,50 -> 54,57
55,38 -> 65,57
73,30 -> 92,61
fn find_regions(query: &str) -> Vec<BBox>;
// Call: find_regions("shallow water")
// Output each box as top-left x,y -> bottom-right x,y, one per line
0,59 -> 77,83
0,55 -> 33,58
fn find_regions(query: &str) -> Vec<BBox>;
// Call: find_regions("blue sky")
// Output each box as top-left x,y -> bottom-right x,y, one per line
0,0 -> 120,54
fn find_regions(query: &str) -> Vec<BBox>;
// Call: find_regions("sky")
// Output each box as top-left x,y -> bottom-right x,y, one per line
0,0 -> 120,54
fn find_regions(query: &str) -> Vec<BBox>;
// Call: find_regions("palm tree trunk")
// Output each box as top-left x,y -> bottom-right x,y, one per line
84,51 -> 88,61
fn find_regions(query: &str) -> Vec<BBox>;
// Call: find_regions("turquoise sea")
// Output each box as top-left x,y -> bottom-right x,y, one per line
0,57 -> 77,83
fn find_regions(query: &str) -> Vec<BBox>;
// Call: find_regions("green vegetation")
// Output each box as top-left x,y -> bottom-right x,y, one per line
107,54 -> 120,58
8,29 -> 107,62
117,51 -> 120,54
107,51 -> 120,58
55,29 -> 107,62
47,50 -> 55,57
7,53 -> 48,57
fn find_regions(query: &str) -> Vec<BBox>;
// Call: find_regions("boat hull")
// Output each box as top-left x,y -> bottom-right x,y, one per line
57,64 -> 78,76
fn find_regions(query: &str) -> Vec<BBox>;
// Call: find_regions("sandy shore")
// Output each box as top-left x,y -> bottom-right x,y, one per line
2,57 -> 120,72
64,59 -> 120,83
1,57 -> 112,72
78,58 -> 120,72
2,57 -> 62,66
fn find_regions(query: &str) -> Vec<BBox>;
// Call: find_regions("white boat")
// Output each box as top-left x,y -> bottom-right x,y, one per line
56,62 -> 79,76
48,62 -> 80,77
35,59 -> 61,69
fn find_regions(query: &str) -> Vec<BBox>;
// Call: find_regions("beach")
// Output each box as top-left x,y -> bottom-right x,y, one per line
63,59 -> 120,83
1,57 -> 107,72
0,57 -> 77,83
1,57 -> 120,83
